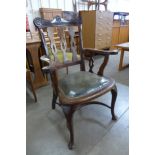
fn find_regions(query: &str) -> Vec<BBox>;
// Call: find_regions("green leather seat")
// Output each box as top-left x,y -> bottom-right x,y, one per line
58,71 -> 112,99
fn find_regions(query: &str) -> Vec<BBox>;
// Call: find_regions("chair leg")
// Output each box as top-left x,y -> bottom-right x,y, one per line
26,70 -> 37,102
52,92 -> 57,109
62,106 -> 75,150
30,80 -> 37,102
111,85 -> 117,120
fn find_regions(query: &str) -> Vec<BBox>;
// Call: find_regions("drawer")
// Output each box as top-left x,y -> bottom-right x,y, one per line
95,41 -> 111,49
96,10 -> 105,20
96,15 -> 104,24
96,33 -> 111,40
96,21 -> 113,30
95,34 -> 112,49
95,41 -> 107,49
96,11 -> 113,23
96,18 -> 113,34
96,33 -> 103,38
96,27 -> 112,36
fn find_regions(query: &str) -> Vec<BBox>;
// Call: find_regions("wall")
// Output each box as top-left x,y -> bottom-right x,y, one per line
26,0 -> 129,32
26,0 -> 74,32
108,0 -> 129,12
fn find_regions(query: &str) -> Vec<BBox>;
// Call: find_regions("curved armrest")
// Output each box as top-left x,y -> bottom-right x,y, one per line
83,48 -> 118,56
40,55 -> 55,73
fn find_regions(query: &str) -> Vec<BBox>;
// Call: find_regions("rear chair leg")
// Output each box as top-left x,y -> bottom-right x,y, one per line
52,92 -> 57,109
111,85 -> 117,120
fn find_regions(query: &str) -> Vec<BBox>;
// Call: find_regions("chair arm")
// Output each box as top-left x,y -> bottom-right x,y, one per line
83,48 -> 118,56
40,55 -> 54,73
40,55 -> 50,64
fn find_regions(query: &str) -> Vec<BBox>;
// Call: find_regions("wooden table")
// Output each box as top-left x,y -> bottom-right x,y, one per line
114,42 -> 129,71
26,38 -> 48,89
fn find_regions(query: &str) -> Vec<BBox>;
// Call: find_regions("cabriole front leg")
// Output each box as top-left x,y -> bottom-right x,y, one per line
62,106 -> 75,150
111,85 -> 117,120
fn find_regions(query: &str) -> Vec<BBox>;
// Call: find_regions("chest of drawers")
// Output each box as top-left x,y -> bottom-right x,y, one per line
80,10 -> 113,49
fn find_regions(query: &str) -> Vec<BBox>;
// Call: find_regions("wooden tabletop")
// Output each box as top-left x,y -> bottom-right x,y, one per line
114,42 -> 129,51
26,38 -> 41,44
113,42 -> 129,71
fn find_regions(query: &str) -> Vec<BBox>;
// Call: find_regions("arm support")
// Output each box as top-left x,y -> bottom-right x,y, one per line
83,48 -> 118,76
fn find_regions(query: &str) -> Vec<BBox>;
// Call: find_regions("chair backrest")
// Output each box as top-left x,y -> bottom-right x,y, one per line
33,15 -> 85,72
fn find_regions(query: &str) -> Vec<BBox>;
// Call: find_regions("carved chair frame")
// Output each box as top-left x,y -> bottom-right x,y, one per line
33,15 -> 118,149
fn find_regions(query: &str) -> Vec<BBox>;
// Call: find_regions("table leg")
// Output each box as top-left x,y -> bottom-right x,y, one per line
119,48 -> 129,71
119,48 -> 124,70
